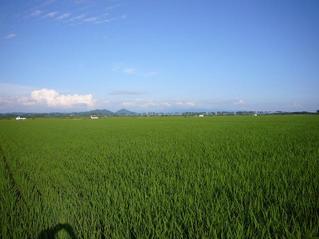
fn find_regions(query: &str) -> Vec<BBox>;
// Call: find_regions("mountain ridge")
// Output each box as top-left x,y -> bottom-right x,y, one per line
0,108 -> 136,117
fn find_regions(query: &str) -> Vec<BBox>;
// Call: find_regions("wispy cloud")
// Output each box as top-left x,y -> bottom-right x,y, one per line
176,101 -> 196,107
44,11 -> 59,18
4,33 -> 16,40
40,0 -> 56,8
56,13 -> 71,20
30,10 -> 43,17
120,99 -> 197,109
144,71 -> 158,78
94,17 -> 115,24
27,0 -> 126,26
95,14 -> 126,24
83,16 -> 97,22
109,90 -> 145,96
29,0 -> 56,11
68,14 -> 86,22
112,64 -> 158,77
105,4 -> 121,11
234,99 -> 246,106
123,68 -> 137,76
72,0 -> 91,3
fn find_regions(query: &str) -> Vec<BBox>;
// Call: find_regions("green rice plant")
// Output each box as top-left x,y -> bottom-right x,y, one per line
0,116 -> 318,238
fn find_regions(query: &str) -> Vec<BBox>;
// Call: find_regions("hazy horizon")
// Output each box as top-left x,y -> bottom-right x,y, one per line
1,0 -> 319,113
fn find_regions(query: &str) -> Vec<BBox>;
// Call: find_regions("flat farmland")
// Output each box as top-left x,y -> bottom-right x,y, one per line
0,116 -> 319,238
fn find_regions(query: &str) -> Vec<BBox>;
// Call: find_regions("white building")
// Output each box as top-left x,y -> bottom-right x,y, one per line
16,116 -> 26,120
90,115 -> 99,120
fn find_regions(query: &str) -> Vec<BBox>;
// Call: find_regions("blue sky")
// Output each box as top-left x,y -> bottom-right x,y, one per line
0,0 -> 319,112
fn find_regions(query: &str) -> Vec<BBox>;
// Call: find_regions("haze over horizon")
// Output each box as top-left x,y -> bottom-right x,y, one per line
1,0 -> 319,113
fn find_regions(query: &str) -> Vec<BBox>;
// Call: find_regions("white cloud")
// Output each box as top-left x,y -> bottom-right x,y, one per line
234,99 -> 246,106
30,89 -> 95,108
45,11 -> 58,18
31,10 -> 43,16
176,101 -> 196,107
112,63 -> 158,77
121,100 -> 160,108
120,99 -> 197,109
105,4 -> 121,11
28,0 -> 56,13
95,18 -> 114,24
109,90 -> 145,96
83,17 -> 97,22
0,84 -> 97,112
4,33 -> 16,40
291,102 -> 302,109
144,71 -> 158,77
38,0 -> 56,8
1,84 -> 316,113
95,15 -> 126,24
123,68 -> 137,76
56,13 -> 71,20
111,62 -> 124,72
24,0 -> 125,26
69,14 -> 86,21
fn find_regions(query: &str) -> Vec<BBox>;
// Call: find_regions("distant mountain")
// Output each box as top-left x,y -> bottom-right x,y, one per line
115,109 -> 137,116
85,109 -> 114,116
0,109 -> 139,118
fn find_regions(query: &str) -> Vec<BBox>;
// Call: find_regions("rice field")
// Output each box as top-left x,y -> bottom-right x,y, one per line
0,116 -> 319,238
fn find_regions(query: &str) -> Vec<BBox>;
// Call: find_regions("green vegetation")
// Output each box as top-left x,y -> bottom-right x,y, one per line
1,116 -> 319,238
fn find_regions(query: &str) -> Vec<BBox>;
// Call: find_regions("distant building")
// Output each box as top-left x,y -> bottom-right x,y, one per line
16,116 -> 26,120
90,115 -> 99,120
